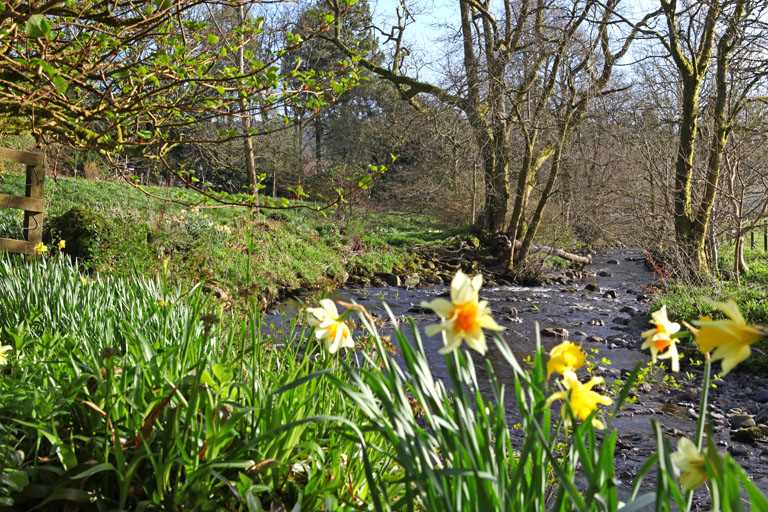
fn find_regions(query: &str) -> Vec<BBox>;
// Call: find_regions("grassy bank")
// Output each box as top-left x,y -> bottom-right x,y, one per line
654,241 -> 768,373
0,173 -> 462,304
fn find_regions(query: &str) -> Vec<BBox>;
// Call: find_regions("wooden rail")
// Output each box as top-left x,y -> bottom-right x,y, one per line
0,148 -> 46,256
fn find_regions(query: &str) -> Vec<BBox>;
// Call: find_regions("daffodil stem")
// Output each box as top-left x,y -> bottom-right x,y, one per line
695,356 -> 711,450
684,354 -> 712,512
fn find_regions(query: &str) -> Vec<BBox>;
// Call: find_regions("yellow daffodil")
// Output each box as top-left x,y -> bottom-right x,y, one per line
547,341 -> 585,377
0,344 -> 11,365
81,276 -> 88,286
692,300 -> 764,376
641,305 -> 681,372
546,370 -> 613,429
420,270 -> 503,355
158,299 -> 166,308
34,242 -> 47,255
670,437 -> 709,492
58,240 -> 66,250
307,299 -> 355,354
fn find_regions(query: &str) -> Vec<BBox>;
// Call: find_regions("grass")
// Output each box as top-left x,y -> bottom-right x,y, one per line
0,172 -> 458,302
655,238 -> 768,374
0,253 -> 400,510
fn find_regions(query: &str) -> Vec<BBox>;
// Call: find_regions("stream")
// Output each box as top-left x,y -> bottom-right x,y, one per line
273,248 -> 768,508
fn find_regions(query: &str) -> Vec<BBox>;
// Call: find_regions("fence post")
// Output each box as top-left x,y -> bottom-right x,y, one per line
0,147 -> 45,256
23,159 -> 45,250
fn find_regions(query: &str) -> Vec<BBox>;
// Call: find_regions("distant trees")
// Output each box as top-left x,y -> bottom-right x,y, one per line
0,0 -> 361,207
642,0 -> 768,273
327,0 -> 654,268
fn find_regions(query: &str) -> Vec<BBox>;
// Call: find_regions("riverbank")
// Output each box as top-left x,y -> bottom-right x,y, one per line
0,173 -> 474,305
0,173 -> 595,310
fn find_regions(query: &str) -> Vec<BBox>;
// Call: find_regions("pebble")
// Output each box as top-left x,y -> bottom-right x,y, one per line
636,294 -> 650,302
755,389 -> 768,403
541,327 -> 569,338
597,270 -> 612,277
589,318 -> 605,326
620,305 -> 639,314
588,335 -> 605,343
603,290 -> 618,299
729,414 -> 756,428
607,259 -> 620,264
584,283 -> 600,292
728,445 -> 750,457
613,317 -> 630,326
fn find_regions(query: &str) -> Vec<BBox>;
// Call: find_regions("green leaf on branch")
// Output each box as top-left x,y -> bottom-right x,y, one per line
52,75 -> 69,94
26,15 -> 51,39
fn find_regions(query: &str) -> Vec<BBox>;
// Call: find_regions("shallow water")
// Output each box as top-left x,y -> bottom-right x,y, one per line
268,248 -> 768,506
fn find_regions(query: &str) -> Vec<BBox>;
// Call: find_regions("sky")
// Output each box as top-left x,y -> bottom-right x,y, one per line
369,0 -> 660,84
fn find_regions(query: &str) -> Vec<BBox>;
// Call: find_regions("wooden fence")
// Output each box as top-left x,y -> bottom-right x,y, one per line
750,224 -> 768,252
0,148 -> 46,256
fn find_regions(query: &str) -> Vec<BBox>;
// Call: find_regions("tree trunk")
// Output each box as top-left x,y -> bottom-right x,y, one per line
476,126 -> 510,232
237,3 -> 259,207
517,137 -> 566,267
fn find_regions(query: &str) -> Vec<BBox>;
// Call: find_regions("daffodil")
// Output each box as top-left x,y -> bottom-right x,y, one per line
307,299 -> 355,354
670,437 -> 709,492
34,242 -> 47,255
58,240 -> 66,250
547,341 -> 585,377
641,305 -> 681,372
81,276 -> 88,286
420,270 -> 503,355
692,299 -> 764,376
546,370 -> 614,429
0,344 -> 11,365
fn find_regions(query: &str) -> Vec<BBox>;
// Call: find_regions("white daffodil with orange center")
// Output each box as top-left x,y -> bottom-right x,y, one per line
547,341 -> 586,377
670,437 -> 710,492
692,299 -> 764,376
641,305 -> 681,372
307,299 -> 355,354
421,270 -> 503,355
546,370 -> 614,429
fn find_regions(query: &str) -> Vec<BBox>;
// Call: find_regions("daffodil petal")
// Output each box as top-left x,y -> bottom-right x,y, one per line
464,329 -> 488,355
422,298 -> 454,318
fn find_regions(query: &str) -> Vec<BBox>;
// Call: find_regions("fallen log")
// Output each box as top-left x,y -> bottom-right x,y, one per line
492,234 -> 591,267
526,242 -> 592,264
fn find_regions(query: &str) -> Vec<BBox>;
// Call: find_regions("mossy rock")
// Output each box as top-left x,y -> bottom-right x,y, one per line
48,207 -> 108,263
731,425 -> 768,444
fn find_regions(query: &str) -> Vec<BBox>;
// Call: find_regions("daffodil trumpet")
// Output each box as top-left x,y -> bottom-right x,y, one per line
421,270 -> 503,355
306,299 -> 356,354
641,305 -> 682,372
691,299 -> 766,376
545,370 -> 613,429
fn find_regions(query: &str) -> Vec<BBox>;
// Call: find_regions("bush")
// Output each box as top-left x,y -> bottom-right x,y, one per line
47,206 -> 108,263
